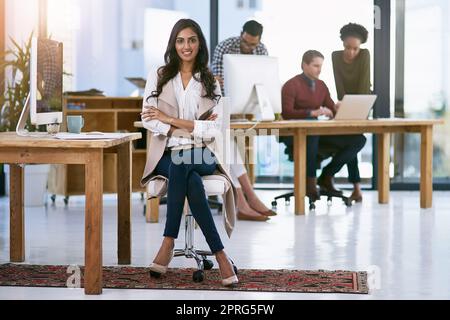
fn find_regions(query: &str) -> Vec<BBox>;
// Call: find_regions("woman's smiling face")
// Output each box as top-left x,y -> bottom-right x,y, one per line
175,27 -> 200,64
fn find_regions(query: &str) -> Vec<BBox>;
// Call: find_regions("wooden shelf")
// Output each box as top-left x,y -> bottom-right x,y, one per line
48,97 -> 146,197
66,109 -> 141,113
64,96 -> 142,101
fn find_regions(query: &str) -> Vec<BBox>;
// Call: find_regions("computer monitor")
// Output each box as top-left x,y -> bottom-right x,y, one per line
223,54 -> 282,121
16,37 -> 63,135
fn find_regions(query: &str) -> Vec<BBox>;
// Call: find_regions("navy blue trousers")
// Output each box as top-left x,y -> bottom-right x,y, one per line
154,148 -> 224,254
281,135 -> 366,183
307,135 -> 367,182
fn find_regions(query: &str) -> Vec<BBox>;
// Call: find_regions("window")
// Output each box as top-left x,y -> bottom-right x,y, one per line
47,0 -> 78,93
5,0 -> 39,46
393,0 -> 450,184
235,0 -> 259,10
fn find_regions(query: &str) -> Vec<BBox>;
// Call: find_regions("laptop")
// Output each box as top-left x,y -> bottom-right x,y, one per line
334,95 -> 377,120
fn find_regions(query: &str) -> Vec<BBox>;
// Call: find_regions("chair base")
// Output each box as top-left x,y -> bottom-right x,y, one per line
174,248 -> 214,269
272,190 -> 353,210
173,212 -> 217,283
173,247 -> 215,283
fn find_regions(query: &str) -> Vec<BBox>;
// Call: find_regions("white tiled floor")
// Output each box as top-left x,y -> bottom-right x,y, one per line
1,190 -> 450,300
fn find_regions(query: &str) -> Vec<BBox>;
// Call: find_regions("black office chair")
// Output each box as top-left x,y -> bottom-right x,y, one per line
272,137 -> 352,210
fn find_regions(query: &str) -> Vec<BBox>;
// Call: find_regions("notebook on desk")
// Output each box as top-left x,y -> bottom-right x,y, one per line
54,132 -> 125,140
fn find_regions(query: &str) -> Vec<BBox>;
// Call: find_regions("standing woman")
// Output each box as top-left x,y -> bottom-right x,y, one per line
332,23 -> 371,202
140,19 -> 238,286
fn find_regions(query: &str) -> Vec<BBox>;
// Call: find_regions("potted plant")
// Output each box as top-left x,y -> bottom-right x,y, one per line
0,33 -> 34,132
1,33 -> 50,206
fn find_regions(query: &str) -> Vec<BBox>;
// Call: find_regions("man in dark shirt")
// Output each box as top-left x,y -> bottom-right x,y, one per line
281,50 -> 366,201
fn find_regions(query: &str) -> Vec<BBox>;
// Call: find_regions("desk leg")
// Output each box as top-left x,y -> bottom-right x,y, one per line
420,126 -> 433,208
85,150 -> 103,295
146,198 -> 160,223
144,131 -> 160,223
246,135 -> 256,185
294,130 -> 306,215
117,142 -> 132,264
10,164 -> 24,262
377,133 -> 390,204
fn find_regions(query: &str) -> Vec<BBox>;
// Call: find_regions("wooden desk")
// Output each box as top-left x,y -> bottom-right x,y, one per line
0,132 -> 141,295
49,96 -> 146,201
135,118 -> 443,217
231,118 -> 443,215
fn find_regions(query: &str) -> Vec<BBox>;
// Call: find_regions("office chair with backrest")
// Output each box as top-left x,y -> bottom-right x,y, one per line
145,97 -> 237,283
272,137 -> 352,210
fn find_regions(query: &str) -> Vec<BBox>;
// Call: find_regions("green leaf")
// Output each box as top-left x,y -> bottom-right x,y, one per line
9,37 -> 23,54
0,32 -> 34,132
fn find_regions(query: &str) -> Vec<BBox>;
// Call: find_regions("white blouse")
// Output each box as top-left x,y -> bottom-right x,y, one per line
142,68 -> 222,149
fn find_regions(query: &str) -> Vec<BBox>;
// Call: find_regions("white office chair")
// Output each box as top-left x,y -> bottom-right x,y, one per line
146,98 -> 236,282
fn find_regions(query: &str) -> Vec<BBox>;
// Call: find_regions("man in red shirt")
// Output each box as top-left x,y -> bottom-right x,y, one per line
281,50 -> 366,201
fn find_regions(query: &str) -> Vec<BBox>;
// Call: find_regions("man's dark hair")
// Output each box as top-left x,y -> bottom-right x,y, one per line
340,23 -> 369,44
302,50 -> 324,65
242,20 -> 263,37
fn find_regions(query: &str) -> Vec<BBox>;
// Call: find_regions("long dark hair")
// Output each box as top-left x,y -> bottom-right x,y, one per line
149,19 -> 220,102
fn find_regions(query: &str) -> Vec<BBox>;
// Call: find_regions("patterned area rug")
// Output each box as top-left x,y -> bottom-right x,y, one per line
0,264 -> 369,294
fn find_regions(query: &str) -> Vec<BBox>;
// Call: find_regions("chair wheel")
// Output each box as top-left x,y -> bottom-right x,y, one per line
309,203 -> 316,210
149,271 -> 162,278
271,201 -> 278,208
285,200 -> 290,206
51,195 -> 56,204
203,259 -> 214,270
344,198 -> 352,207
64,196 -> 69,206
193,270 -> 204,283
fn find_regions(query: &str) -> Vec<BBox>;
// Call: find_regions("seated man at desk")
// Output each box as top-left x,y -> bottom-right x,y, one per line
281,50 -> 366,201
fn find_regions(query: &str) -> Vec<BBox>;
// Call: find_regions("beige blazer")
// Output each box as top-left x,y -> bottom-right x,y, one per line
140,79 -> 237,237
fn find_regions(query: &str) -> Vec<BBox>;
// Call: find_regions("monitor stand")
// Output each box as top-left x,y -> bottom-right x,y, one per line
15,94 -> 57,137
15,93 -> 31,136
250,84 -> 275,122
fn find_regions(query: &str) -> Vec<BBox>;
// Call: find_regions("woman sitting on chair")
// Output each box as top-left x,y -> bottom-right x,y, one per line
140,19 -> 238,287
